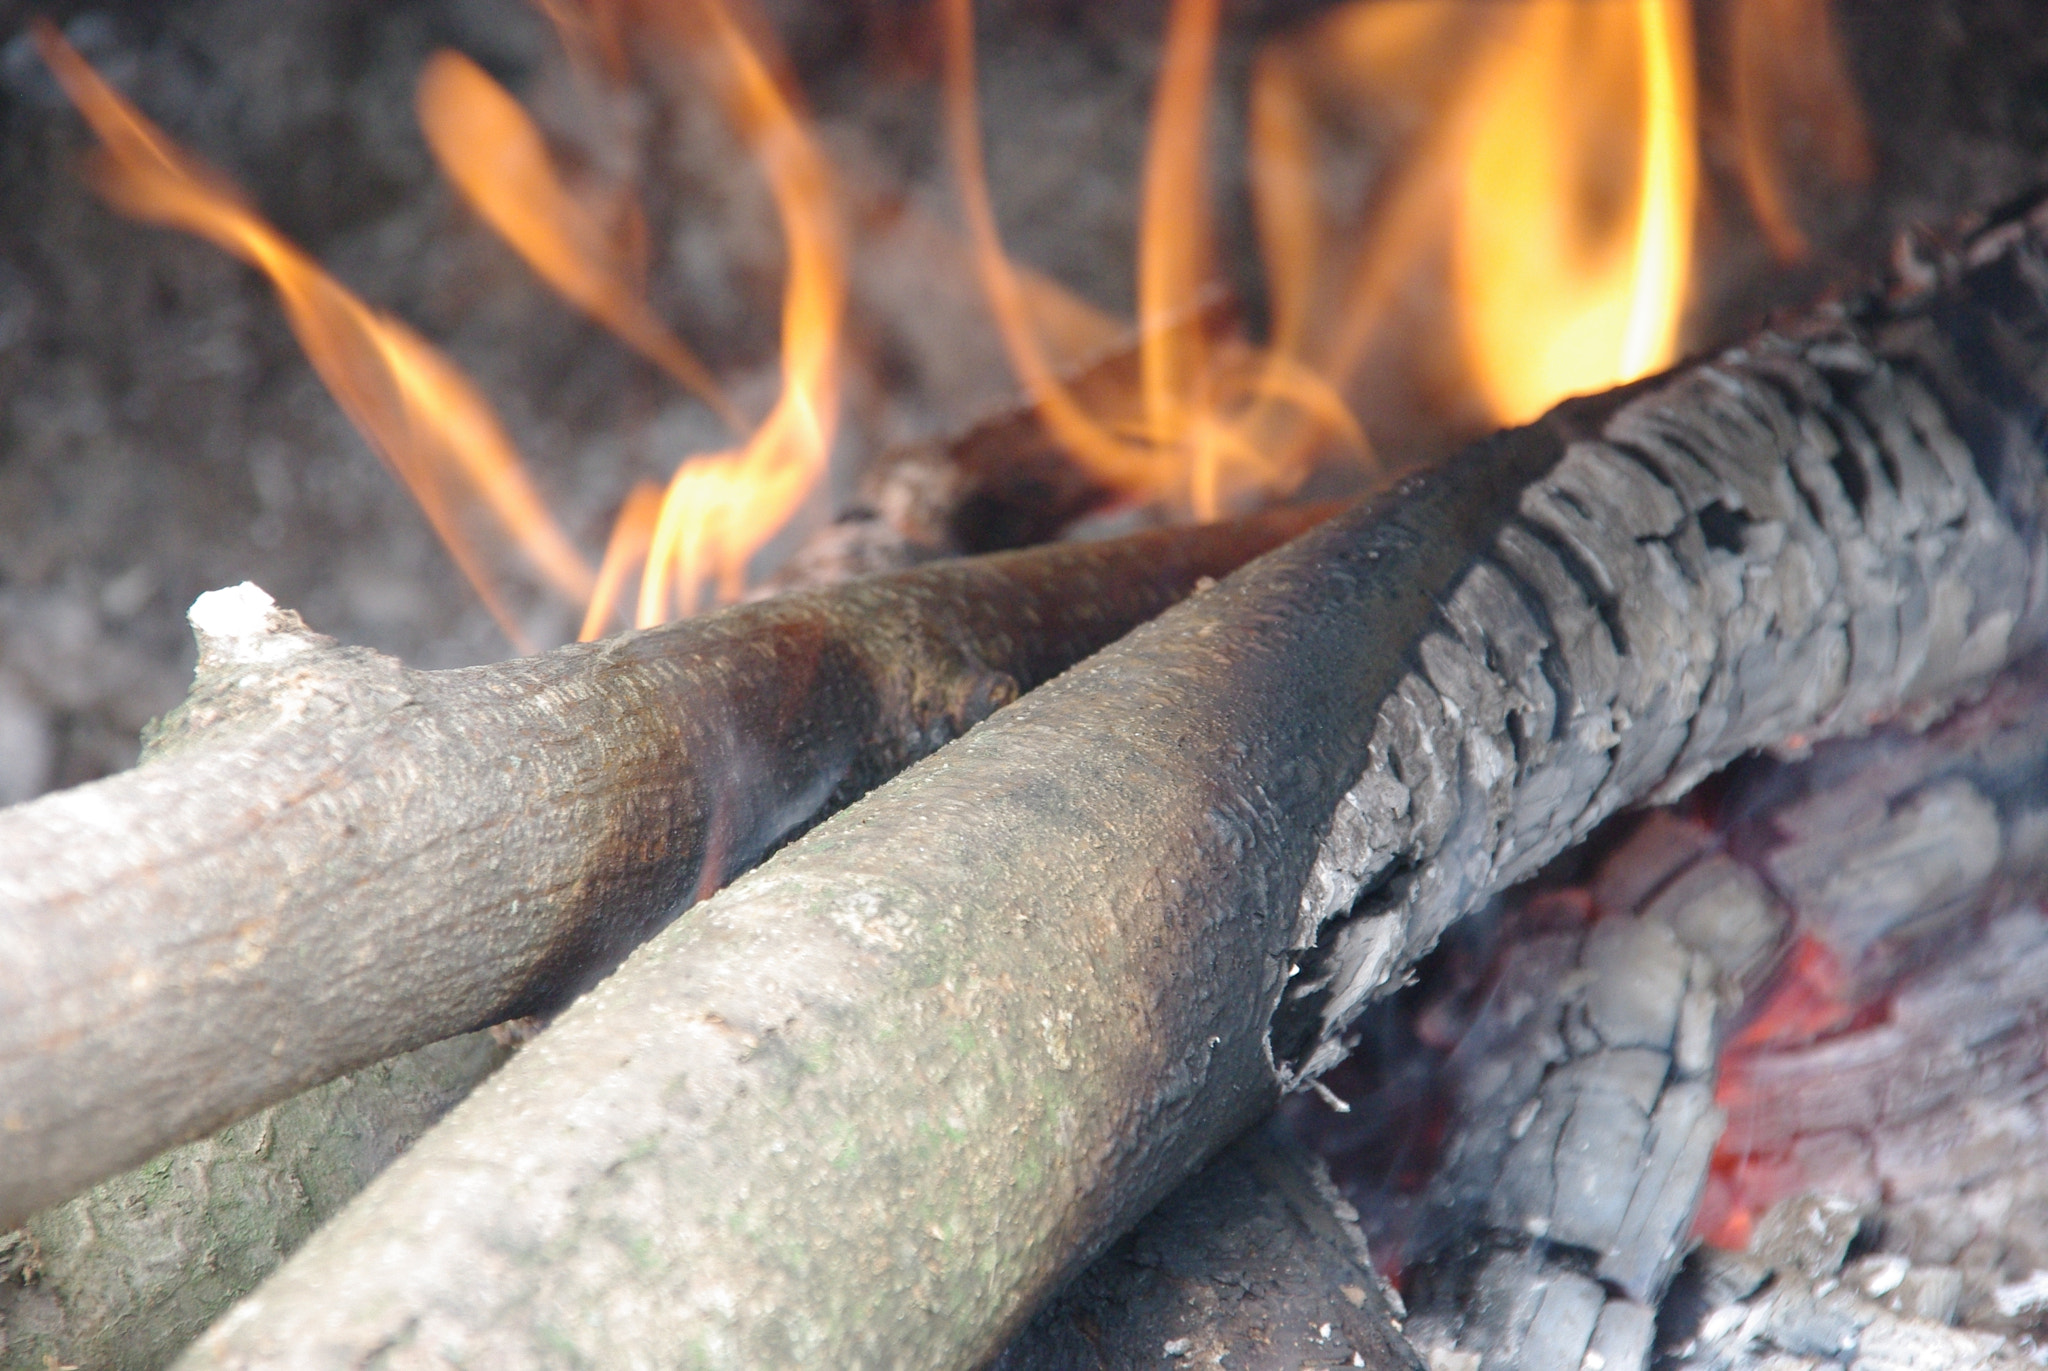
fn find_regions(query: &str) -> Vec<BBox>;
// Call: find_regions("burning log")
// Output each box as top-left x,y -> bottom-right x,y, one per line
0,506 -> 1323,1232
175,200 -> 2048,1369
1318,664 -> 2048,1371
1393,822 -> 1789,1371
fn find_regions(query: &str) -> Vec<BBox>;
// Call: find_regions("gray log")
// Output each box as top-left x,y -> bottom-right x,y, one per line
0,506 -> 1322,1231
180,202 -> 2048,1368
1397,831 -> 1788,1371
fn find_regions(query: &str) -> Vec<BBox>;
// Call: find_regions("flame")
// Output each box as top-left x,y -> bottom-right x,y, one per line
416,48 -> 742,432
1729,0 -> 1874,262
579,479 -> 664,641
34,21 -> 592,650
1250,0 -> 1700,430
1453,0 -> 1696,424
941,0 -> 1364,520
621,0 -> 844,628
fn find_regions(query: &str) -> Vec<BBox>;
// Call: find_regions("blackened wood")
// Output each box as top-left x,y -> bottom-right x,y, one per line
0,506 -> 1324,1231
1398,667 -> 2048,1371
179,205 -> 2048,1370
772,303 -> 1245,587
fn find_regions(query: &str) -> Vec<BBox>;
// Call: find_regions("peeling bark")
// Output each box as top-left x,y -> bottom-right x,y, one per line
0,506 -> 1323,1230
180,203 -> 2048,1369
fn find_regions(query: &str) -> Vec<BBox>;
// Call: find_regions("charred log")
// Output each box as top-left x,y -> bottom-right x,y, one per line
175,200 -> 2048,1370
0,506 -> 1323,1231
1395,823 -> 1788,1371
1326,664 -> 2048,1371
1659,1194 -> 2035,1370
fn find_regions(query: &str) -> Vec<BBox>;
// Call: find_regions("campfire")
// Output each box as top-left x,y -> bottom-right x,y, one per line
3,1 -> 2048,1367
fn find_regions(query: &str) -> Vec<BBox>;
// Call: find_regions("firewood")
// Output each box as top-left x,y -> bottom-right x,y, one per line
178,198 -> 2048,1369
0,505 -> 1325,1232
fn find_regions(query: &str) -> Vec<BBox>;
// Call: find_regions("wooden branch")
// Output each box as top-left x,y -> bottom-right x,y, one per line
0,506 -> 1324,1230
177,201 -> 2048,1369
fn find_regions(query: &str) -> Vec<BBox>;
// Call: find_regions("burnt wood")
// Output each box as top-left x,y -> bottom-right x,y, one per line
1396,665 -> 2048,1371
0,505 -> 1325,1231
176,201 -> 2048,1369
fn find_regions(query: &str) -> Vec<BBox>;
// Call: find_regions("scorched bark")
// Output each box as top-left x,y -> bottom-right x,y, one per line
0,506 -> 1323,1230
180,202 -> 2048,1368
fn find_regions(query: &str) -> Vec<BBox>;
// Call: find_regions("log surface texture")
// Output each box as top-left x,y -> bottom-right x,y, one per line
0,507 -> 1322,1229
0,1032 -> 509,1371
179,202 -> 2048,1369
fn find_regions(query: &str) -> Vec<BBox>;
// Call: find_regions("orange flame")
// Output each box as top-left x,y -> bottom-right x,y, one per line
1452,0 -> 1698,424
941,0 -> 1364,520
1253,0 -> 1699,431
416,48 -> 743,432
1730,0 -> 1874,262
614,0 -> 843,629
34,20 -> 593,650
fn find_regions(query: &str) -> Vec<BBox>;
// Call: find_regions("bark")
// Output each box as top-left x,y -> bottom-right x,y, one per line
0,1032 -> 509,1371
991,1123 -> 1421,1371
0,505 -> 1323,1230
179,201 -> 2048,1369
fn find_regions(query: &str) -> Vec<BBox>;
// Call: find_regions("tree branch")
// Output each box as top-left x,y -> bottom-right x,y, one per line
0,506 -> 1324,1230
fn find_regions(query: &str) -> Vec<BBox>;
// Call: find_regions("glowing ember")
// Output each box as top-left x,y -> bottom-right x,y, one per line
34,20 -> 594,651
1695,934 -> 1868,1250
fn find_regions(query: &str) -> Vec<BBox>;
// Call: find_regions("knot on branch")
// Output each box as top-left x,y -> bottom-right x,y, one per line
187,583 -> 332,672
140,584 -> 402,762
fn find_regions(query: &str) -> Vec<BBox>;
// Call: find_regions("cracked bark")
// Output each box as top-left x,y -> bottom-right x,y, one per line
0,505 -> 1324,1231
178,200 -> 2048,1369
1396,664 -> 2048,1371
